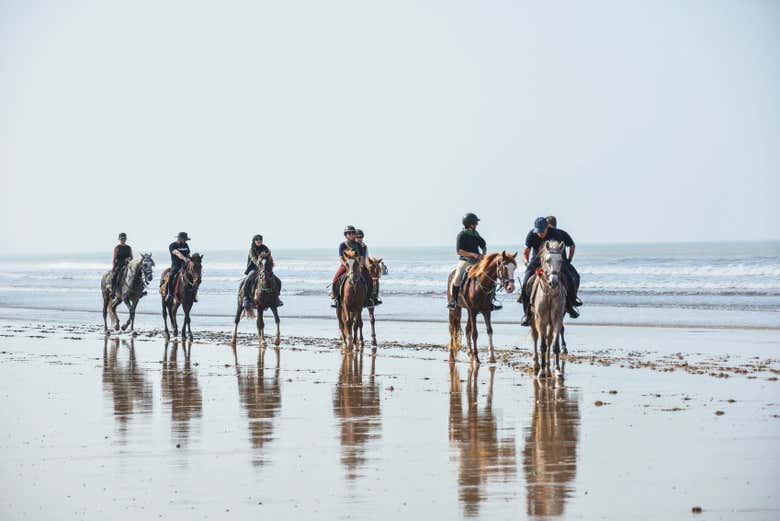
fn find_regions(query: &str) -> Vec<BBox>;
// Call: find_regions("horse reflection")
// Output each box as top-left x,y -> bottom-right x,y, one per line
233,346 -> 282,467
102,337 -> 153,445
332,354 -> 381,482
523,375 -> 580,518
449,364 -> 516,517
161,339 -> 203,447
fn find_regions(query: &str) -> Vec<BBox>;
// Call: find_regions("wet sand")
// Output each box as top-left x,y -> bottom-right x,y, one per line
0,322 -> 779,520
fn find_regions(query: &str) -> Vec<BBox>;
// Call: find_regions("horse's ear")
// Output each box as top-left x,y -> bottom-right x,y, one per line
377,258 -> 382,263
502,250 -> 507,258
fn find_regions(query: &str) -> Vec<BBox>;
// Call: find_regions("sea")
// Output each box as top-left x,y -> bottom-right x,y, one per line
0,241 -> 778,331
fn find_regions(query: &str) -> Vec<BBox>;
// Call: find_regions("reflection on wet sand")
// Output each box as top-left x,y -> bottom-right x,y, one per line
523,373 -> 580,518
161,339 -> 203,447
333,354 -> 381,482
234,347 -> 282,467
102,337 -> 153,445
448,363 -> 517,517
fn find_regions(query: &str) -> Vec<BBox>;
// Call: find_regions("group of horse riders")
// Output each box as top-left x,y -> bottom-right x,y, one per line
110,216 -> 580,323
448,213 -> 581,326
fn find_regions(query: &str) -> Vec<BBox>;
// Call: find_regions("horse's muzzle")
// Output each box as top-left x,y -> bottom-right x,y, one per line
505,281 -> 516,293
549,274 -> 560,288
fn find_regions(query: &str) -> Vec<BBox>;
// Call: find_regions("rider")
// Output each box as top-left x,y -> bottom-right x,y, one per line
546,215 -> 582,311
110,232 -> 133,296
448,213 -> 501,310
518,217 -> 577,327
166,232 -> 191,302
242,234 -> 283,310
331,225 -> 374,308
355,229 -> 382,306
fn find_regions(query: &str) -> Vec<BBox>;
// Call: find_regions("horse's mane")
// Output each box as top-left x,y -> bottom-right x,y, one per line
540,240 -> 565,256
263,254 -> 274,271
468,253 -> 501,279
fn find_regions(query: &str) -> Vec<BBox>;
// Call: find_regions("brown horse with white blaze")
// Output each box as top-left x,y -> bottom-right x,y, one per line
231,254 -> 281,349
337,250 -> 367,354
160,254 -> 203,340
447,251 -> 517,364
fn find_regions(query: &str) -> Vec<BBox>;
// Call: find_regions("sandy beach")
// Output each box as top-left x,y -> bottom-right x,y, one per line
0,317 -> 778,521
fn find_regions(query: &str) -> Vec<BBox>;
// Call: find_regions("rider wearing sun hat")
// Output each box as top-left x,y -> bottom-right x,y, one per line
518,217 -> 577,326
110,232 -> 133,296
166,232 -> 191,302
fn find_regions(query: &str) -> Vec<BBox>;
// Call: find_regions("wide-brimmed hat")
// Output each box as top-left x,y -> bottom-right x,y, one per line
176,232 -> 191,241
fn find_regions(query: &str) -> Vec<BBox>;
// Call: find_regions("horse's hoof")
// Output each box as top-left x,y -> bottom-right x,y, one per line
274,337 -> 280,347
562,347 -> 568,355
537,370 -> 546,379
488,355 -> 497,364
371,347 -> 377,355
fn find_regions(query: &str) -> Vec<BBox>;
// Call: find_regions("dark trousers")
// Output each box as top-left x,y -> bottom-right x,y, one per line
167,265 -> 183,296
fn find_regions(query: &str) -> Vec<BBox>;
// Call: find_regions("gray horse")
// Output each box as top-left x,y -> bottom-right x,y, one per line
528,241 -> 567,379
101,253 -> 155,334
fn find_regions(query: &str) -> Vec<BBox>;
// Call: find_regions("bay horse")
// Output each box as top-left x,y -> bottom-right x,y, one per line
447,252 -> 517,364
528,241 -> 567,378
231,255 -> 281,349
360,257 -> 387,350
101,253 -> 155,334
337,249 -> 367,354
160,254 -> 203,340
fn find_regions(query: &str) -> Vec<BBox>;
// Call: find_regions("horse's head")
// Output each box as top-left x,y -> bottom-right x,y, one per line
497,251 -> 518,293
541,241 -> 565,289
368,257 -> 386,279
342,250 -> 361,282
261,253 -> 274,274
140,253 -> 155,283
187,253 -> 203,286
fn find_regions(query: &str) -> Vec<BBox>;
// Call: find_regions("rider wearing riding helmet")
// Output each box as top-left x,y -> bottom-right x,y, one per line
518,217 -> 577,326
546,215 -> 582,312
111,232 -> 133,296
448,213 -> 501,310
355,229 -> 382,306
331,225 -> 374,308
243,234 -> 283,310
166,232 -> 191,302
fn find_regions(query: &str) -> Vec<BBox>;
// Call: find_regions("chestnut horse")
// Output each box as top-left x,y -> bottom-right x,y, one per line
231,255 -> 281,348
359,257 -> 387,350
337,250 -> 367,354
447,252 -> 517,364
160,254 -> 203,340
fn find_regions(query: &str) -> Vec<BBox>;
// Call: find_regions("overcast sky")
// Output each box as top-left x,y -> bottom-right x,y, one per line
1,1 -> 778,253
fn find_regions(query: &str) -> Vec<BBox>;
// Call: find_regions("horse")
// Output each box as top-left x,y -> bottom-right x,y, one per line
160,253 -> 203,340
101,253 -> 155,334
360,257 -> 388,350
231,255 -> 281,349
447,251 -> 517,364
528,241 -> 567,378
336,249 -> 367,354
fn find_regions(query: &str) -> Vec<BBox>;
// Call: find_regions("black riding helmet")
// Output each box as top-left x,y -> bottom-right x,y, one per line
355,229 -> 364,238
462,213 -> 480,227
118,232 -> 127,240
252,234 -> 263,242
344,225 -> 357,236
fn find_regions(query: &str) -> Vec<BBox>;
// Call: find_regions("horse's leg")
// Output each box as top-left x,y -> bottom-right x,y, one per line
110,298 -> 121,331
484,310 -> 496,363
345,310 -> 355,354
271,306 -> 281,347
369,306 -> 377,349
102,293 -> 109,334
129,298 -> 139,334
231,301 -> 242,346
560,325 -> 568,354
256,309 -> 265,348
464,310 -> 473,362
448,308 -> 461,362
468,310 -> 480,365
337,307 -> 347,354
531,323 -> 540,375
356,312 -> 364,351
171,302 -> 180,337
184,302 -> 193,340
553,326 -> 563,378
538,332 -> 547,379
121,299 -> 133,331
161,297 -> 170,338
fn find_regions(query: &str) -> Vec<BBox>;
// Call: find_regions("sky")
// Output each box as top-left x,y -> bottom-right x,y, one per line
1,1 -> 778,253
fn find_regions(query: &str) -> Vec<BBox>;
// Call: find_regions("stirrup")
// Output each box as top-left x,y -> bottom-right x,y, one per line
521,314 -> 531,326
331,299 -> 339,308
276,299 -> 284,308
491,302 -> 503,311
574,297 -> 583,307
567,307 -> 580,319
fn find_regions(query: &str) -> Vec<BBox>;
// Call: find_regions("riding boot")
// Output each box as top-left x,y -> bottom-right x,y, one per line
567,305 -> 580,319
275,296 -> 284,307
491,299 -> 503,311
372,283 -> 382,306
331,281 -> 339,308
520,299 -> 531,326
448,286 -> 460,309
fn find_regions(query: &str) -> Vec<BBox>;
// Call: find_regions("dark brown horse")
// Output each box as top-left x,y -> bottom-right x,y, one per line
231,255 -> 281,349
160,254 -> 203,340
447,252 -> 517,364
337,250 -> 367,354
360,257 -> 387,351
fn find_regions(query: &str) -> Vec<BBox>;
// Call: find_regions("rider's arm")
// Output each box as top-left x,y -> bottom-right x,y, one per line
522,246 -> 531,266
457,249 -> 482,260
112,245 -> 119,266
173,250 -> 187,261
128,247 -> 133,261
568,244 -> 576,262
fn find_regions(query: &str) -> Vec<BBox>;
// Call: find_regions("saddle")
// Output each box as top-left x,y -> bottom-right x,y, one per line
160,269 -> 183,296
336,274 -> 369,307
